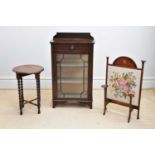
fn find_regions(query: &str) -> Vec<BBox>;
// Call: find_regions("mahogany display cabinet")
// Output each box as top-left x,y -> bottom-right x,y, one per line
50,33 -> 94,108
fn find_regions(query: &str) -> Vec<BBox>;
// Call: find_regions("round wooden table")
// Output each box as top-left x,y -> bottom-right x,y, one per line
13,65 -> 44,115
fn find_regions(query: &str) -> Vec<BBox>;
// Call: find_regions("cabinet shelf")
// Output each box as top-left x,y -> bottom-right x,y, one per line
57,62 -> 88,68
57,78 -> 88,84
57,92 -> 88,98
57,61 -> 88,67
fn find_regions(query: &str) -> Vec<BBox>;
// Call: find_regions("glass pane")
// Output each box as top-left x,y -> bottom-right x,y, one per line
56,54 -> 88,98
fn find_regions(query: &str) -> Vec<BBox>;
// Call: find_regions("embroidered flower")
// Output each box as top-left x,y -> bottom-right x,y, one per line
109,72 -> 136,99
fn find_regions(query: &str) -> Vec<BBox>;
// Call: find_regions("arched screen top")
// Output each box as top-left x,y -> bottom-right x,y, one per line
113,56 -> 137,69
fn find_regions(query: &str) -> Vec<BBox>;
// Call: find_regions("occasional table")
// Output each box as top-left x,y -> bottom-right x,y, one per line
13,65 -> 44,115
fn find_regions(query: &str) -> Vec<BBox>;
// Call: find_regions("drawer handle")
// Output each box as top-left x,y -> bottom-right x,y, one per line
70,45 -> 74,50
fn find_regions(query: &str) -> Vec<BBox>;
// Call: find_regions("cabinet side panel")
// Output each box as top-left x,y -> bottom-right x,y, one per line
51,43 -> 57,100
88,44 -> 94,101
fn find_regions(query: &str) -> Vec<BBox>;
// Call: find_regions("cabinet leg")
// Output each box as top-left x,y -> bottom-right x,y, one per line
53,101 -> 56,108
89,103 -> 92,109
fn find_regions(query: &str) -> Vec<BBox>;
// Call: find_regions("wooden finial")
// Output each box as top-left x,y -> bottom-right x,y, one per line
106,56 -> 109,64
141,60 -> 146,69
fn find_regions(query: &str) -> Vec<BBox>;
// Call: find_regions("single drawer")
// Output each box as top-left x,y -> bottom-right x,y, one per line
53,44 -> 91,51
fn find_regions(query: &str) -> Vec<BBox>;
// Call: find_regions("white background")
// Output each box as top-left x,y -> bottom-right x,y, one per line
0,26 -> 155,88
0,0 -> 155,155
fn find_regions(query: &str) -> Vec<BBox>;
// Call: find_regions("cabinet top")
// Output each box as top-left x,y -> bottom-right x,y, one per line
51,32 -> 94,44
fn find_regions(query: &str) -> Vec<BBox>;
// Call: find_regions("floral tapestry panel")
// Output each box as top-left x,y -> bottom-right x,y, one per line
107,66 -> 141,105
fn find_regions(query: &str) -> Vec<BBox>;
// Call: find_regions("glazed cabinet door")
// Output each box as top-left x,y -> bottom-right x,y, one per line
56,53 -> 89,99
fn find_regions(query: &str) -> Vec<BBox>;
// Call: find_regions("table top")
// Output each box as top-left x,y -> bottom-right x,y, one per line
13,65 -> 44,74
